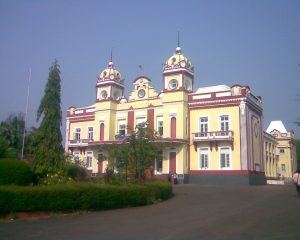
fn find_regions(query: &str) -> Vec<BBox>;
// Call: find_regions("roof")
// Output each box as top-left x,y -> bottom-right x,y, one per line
196,85 -> 230,94
266,121 -> 287,134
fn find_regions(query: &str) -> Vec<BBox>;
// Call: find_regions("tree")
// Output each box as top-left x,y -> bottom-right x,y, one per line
0,113 -> 25,158
32,60 -> 64,175
111,123 -> 162,182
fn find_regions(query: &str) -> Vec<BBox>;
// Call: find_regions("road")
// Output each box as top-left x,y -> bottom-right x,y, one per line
1,184 -> 300,240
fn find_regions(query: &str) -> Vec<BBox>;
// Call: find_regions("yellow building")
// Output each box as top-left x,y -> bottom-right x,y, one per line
264,121 -> 297,181
65,46 -> 267,185
263,132 -> 278,178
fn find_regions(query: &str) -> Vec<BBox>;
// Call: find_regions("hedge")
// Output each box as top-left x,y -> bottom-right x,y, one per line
0,181 -> 172,214
0,158 -> 34,186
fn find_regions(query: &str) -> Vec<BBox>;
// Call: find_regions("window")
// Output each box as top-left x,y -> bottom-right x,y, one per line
136,118 -> 146,128
186,117 -> 188,136
98,152 -> 104,162
100,90 -> 108,99
169,79 -> 178,89
73,151 -> 80,164
155,151 -> 163,174
86,152 -> 93,168
118,121 -> 126,135
281,164 -> 286,173
220,147 -> 230,169
157,117 -> 163,136
100,123 -> 104,141
220,115 -> 229,131
88,127 -> 94,140
255,163 -> 260,172
74,128 -> 81,140
199,117 -> 208,132
279,148 -> 285,154
199,148 -> 209,169
171,117 -> 176,138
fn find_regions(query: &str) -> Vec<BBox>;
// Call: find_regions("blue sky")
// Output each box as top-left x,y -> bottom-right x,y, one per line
0,0 -> 299,137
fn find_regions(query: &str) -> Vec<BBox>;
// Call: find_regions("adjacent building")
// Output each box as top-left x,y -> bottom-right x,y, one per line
264,121 -> 297,181
65,46 -> 296,185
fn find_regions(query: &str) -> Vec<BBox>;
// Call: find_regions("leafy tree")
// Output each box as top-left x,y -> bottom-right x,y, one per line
32,60 -> 64,175
0,113 -> 25,149
0,113 -> 36,159
111,123 -> 162,182
0,138 -> 8,158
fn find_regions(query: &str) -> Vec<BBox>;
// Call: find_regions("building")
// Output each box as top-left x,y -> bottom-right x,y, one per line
264,121 -> 297,181
65,46 -> 267,185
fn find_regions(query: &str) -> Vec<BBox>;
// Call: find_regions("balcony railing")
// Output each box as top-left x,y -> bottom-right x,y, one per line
69,139 -> 94,145
115,134 -> 131,141
193,131 -> 233,142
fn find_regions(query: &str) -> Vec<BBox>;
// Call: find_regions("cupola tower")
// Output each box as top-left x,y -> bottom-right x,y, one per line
96,57 -> 124,101
163,45 -> 194,92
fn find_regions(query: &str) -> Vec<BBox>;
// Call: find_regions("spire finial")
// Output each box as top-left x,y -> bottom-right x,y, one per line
110,48 -> 113,62
176,31 -> 181,54
108,48 -> 114,67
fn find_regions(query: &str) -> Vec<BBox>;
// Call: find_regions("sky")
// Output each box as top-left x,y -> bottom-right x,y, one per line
0,0 -> 300,138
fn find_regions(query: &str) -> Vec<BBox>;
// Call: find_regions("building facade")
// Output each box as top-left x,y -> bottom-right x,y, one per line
65,46 -> 267,185
264,121 -> 297,181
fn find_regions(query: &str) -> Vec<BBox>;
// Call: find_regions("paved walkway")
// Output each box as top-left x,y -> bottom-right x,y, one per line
1,184 -> 300,240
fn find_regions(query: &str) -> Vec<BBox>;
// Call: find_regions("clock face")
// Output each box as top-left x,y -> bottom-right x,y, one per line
100,90 -> 108,99
180,60 -> 186,68
169,79 -> 178,89
109,74 -> 115,80
138,89 -> 145,98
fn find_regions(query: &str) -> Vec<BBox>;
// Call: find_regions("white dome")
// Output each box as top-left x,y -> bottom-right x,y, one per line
97,61 -> 122,82
163,47 -> 194,73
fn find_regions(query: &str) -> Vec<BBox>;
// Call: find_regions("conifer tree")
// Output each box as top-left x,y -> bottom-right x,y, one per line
32,60 -> 64,175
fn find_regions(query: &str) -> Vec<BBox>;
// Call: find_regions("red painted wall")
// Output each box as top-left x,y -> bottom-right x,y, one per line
171,117 -> 176,138
100,123 -> 104,141
128,111 -> 134,134
169,152 -> 176,173
147,109 -> 154,129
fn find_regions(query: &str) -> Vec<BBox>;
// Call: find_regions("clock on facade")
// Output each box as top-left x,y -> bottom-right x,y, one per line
169,79 -> 178,89
180,60 -> 186,68
109,74 -> 115,80
100,90 -> 108,99
138,89 -> 145,98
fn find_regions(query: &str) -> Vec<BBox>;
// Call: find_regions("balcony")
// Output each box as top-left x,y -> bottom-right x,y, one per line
115,134 -> 131,141
69,139 -> 93,147
193,131 -> 233,142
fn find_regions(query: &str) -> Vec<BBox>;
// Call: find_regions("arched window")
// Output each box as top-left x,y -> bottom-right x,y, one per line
171,117 -> 176,138
100,123 -> 104,141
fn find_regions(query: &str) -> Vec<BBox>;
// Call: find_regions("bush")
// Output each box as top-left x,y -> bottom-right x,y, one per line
65,164 -> 87,181
144,180 -> 173,200
0,181 -> 172,214
38,171 -> 74,186
0,158 -> 34,186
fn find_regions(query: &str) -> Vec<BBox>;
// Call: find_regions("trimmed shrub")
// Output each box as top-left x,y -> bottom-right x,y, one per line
0,181 -> 172,214
144,180 -> 173,200
0,158 -> 34,186
65,164 -> 87,181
